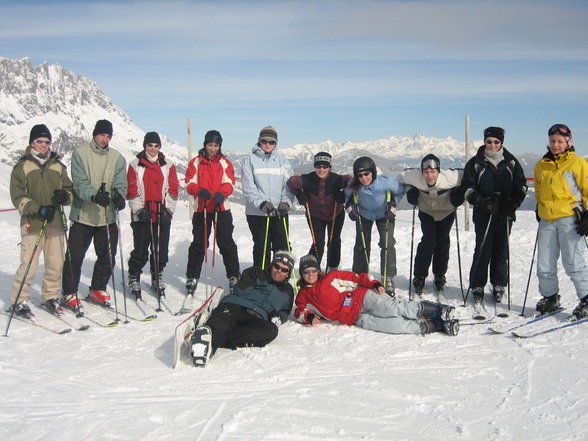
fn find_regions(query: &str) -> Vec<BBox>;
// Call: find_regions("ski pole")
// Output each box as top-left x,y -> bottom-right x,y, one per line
462,214 -> 493,306
282,215 -> 298,292
506,216 -> 511,311
520,227 -> 539,316
325,203 -> 337,272
59,205 -> 83,317
203,205 -> 210,298
149,202 -> 162,311
212,207 -> 218,268
304,201 -> 320,264
104,200 -> 120,323
354,193 -> 370,275
382,191 -> 392,288
454,211 -> 465,302
408,205 -> 416,301
261,215 -> 270,270
115,208 -> 129,323
4,219 -> 48,337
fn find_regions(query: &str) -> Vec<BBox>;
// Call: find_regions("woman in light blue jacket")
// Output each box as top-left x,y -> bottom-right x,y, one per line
344,156 -> 405,295
241,126 -> 294,268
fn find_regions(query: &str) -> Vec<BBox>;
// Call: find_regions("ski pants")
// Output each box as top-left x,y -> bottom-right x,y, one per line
537,215 -> 588,299
186,210 -> 240,279
127,220 -> 171,276
246,214 -> 290,270
352,216 -> 396,281
306,212 -> 345,269
205,303 -> 278,353
414,211 -> 454,279
354,289 -> 421,334
11,226 -> 64,304
469,213 -> 511,289
61,221 -> 118,294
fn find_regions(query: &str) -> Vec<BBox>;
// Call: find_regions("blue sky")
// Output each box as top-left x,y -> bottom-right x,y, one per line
1,0 -> 587,154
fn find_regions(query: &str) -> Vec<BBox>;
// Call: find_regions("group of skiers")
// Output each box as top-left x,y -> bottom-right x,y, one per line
8,121 -> 588,366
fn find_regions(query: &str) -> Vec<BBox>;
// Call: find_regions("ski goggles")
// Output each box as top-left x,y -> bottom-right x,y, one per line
548,124 -> 572,138
421,158 -> 440,170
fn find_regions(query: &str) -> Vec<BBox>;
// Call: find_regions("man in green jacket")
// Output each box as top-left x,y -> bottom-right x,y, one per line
62,120 -> 127,314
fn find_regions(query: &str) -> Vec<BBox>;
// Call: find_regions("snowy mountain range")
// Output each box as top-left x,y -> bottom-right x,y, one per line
0,57 -> 541,208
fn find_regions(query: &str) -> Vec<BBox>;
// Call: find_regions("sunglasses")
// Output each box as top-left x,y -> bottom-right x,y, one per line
315,165 -> 330,169
303,268 -> 319,275
34,139 -> 51,145
272,263 -> 290,273
260,140 -> 276,145
357,171 -> 371,178
485,140 -> 501,145
548,124 -> 571,137
146,143 -> 160,148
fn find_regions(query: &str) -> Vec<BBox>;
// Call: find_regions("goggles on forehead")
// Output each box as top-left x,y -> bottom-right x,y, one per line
548,124 -> 572,137
421,159 -> 440,170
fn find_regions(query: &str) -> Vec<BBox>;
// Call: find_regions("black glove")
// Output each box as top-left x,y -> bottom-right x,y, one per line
467,191 -> 484,207
406,188 -> 419,206
499,195 -> 518,215
111,188 -> 126,211
159,207 -> 172,225
198,188 -> 212,201
212,192 -> 225,205
93,188 -> 111,207
37,205 -> 55,222
385,197 -> 397,220
52,189 -> 69,205
137,208 -> 152,223
449,188 -> 465,207
575,209 -> 588,236
346,202 -> 359,221
260,201 -> 275,214
296,191 -> 308,206
277,202 -> 290,216
333,190 -> 345,204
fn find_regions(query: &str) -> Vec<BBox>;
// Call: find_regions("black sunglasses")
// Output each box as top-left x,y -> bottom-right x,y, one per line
485,140 -> 501,145
357,171 -> 371,178
272,263 -> 290,273
260,140 -> 276,145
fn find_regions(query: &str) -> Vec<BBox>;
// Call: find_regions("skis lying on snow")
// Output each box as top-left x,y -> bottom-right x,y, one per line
511,315 -> 588,338
31,299 -> 90,331
2,309 -> 72,335
487,307 -> 565,335
173,287 -> 223,369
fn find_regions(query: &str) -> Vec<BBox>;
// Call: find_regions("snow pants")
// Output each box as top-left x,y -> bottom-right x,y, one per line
11,226 -> 64,304
205,303 -> 278,354
246,214 -> 290,269
352,216 -> 396,280
537,215 -> 588,299
128,220 -> 170,276
414,211 -> 454,279
61,221 -> 118,294
186,210 -> 240,279
354,289 -> 421,334
307,211 -> 345,269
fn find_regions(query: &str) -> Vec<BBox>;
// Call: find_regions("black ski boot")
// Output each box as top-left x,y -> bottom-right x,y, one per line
385,279 -> 395,297
185,278 -> 198,296
572,295 -> 588,321
535,294 -> 560,316
228,275 -> 239,293
151,272 -> 166,298
413,277 -> 425,296
191,326 -> 213,367
472,287 -> 484,305
492,285 -> 506,303
44,298 -> 64,316
420,319 -> 459,336
128,273 -> 141,300
419,300 -> 455,321
434,274 -> 446,291
13,301 -> 34,320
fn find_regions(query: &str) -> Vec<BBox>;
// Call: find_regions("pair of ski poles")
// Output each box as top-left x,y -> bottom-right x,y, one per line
261,208 -> 298,291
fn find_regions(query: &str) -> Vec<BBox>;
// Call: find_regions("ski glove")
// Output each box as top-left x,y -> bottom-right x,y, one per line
499,195 -> 518,215
38,205 -> 55,222
137,208 -> 152,223
260,201 -> 275,215
93,188 -> 111,207
269,311 -> 281,327
111,188 -> 126,211
575,209 -> 588,236
333,190 -> 346,204
406,188 -> 419,206
159,207 -> 172,225
52,189 -> 69,205
346,202 -> 359,222
296,191 -> 308,206
198,188 -> 212,201
385,198 -> 397,220
277,202 -> 290,216
212,192 -> 225,205
449,188 -> 465,207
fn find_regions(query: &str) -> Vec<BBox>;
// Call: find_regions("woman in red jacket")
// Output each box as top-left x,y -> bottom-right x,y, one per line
294,254 -> 459,335
185,130 -> 240,295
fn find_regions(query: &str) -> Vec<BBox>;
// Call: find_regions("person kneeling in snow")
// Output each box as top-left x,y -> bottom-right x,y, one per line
294,254 -> 459,336
190,251 -> 296,367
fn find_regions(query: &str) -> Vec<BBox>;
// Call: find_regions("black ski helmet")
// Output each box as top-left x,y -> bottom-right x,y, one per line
421,154 -> 440,171
353,156 -> 377,179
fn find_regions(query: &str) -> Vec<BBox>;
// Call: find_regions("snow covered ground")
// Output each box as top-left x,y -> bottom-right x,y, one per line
1,202 -> 587,441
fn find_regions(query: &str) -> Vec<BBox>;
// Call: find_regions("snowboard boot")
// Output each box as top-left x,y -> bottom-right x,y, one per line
151,272 -> 166,298
13,301 -> 34,319
88,289 -> 111,307
64,293 -> 84,316
472,287 -> 484,305
128,273 -> 142,300
191,325 -> 213,367
420,319 -> 459,336
572,295 -> 588,321
492,285 -> 506,303
413,277 -> 425,296
434,274 -> 446,291
44,298 -> 64,316
419,301 -> 455,321
535,294 -> 560,316
385,279 -> 395,297
185,278 -> 198,296
228,275 -> 239,293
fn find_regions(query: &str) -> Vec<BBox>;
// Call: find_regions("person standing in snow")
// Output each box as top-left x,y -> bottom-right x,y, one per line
287,152 -> 351,272
399,154 -> 464,295
534,124 -> 588,320
294,254 -> 459,336
185,130 -> 240,295
344,156 -> 405,295
241,126 -> 294,269
462,127 -> 526,304
9,124 -> 73,318
61,119 -> 127,313
190,250 -> 296,367
126,132 -> 179,300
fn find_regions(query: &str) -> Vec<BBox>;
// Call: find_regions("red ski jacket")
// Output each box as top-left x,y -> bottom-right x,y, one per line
295,270 -> 382,325
185,152 -> 235,213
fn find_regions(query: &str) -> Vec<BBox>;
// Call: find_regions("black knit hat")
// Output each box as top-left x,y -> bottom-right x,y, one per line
93,119 -> 113,137
29,124 -> 52,144
299,254 -> 320,274
258,126 -> 278,144
204,130 -> 223,147
421,154 -> 440,171
143,132 -> 161,148
483,127 -> 505,143
314,152 -> 332,168
271,250 -> 296,272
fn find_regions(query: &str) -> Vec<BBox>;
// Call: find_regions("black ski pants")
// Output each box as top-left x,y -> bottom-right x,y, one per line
186,211 -> 240,279
246,214 -> 289,269
205,303 -> 278,354
352,216 -> 396,280
62,221 -> 118,294
306,212 -> 345,269
414,211 -> 454,279
127,220 -> 171,276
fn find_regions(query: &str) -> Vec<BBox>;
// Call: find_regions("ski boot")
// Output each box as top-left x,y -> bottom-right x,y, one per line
191,326 -> 213,367
385,279 -> 395,297
64,293 -> 84,316
151,272 -> 166,298
420,318 -> 459,336
413,277 -> 425,296
535,294 -> 560,316
185,278 -> 198,296
13,301 -> 34,320
419,300 -> 455,321
434,274 -> 446,291
128,273 -> 142,300
44,298 -> 64,316
492,285 -> 506,303
572,295 -> 588,321
228,276 -> 239,293
88,289 -> 111,308
472,287 -> 484,305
